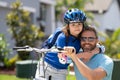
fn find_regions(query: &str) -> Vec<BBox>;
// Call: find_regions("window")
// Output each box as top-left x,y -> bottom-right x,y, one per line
39,3 -> 47,31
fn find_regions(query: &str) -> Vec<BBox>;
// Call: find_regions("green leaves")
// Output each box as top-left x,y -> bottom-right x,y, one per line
100,28 -> 120,59
0,34 -> 10,65
111,28 -> 120,42
6,1 -> 44,60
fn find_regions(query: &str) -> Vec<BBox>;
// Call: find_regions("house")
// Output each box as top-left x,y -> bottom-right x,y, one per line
0,0 -> 56,57
85,0 -> 120,32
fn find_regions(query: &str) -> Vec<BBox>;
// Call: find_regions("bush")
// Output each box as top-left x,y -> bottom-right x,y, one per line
0,34 -> 10,68
6,0 -> 44,60
99,28 -> 120,59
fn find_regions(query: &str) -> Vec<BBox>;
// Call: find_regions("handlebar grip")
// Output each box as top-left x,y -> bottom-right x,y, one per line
13,46 -> 29,50
57,47 -> 64,51
57,47 -> 75,53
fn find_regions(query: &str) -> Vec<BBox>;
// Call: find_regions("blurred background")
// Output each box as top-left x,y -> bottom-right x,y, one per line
0,0 -> 120,80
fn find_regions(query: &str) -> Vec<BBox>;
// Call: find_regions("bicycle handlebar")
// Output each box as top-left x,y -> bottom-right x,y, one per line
13,46 -> 73,64
13,46 -> 64,53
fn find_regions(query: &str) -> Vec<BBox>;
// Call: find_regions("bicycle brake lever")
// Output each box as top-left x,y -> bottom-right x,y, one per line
13,46 -> 29,50
13,46 -> 33,51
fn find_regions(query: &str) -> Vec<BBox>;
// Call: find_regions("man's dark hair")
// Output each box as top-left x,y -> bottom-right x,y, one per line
80,26 -> 98,38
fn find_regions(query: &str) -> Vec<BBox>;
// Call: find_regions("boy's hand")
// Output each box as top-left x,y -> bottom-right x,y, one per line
64,46 -> 76,57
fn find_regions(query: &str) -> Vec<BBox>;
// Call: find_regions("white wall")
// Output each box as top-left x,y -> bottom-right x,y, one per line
94,0 -> 120,32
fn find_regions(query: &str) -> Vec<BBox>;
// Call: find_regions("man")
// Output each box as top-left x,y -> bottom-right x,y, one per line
64,26 -> 114,80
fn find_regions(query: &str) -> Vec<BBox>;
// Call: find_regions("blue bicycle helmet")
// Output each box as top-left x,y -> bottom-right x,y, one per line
64,8 -> 86,24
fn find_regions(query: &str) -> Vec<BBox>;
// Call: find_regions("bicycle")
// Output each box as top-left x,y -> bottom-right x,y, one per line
13,46 -> 66,80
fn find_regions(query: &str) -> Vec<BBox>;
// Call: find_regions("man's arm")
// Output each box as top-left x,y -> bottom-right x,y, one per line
77,44 -> 105,60
72,54 -> 106,80
64,47 -> 106,80
76,47 -> 99,61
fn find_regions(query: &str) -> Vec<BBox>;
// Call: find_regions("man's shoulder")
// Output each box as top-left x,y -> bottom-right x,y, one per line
95,53 -> 113,62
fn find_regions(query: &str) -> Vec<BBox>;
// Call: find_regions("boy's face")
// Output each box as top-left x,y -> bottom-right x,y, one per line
80,30 -> 98,52
69,22 -> 83,37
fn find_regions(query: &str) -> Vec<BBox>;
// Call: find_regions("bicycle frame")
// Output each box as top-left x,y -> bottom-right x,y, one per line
13,46 -> 64,80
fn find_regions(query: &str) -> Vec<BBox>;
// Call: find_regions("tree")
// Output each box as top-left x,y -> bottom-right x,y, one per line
99,28 -> 120,59
6,0 -> 44,60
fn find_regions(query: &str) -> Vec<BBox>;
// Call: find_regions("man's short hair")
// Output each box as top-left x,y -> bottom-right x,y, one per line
80,26 -> 98,38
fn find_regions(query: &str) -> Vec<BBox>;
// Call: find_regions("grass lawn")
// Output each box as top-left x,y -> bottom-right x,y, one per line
0,74 -> 76,80
67,74 -> 76,80
0,74 -> 27,80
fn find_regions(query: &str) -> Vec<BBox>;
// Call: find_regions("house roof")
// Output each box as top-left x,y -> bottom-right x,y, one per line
84,0 -> 112,13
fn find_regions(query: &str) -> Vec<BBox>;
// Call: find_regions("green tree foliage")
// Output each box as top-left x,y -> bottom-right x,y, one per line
99,28 -> 120,59
6,0 -> 44,60
0,34 -> 11,67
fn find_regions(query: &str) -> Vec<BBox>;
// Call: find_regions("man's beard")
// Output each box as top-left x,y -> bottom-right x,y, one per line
82,43 -> 96,52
